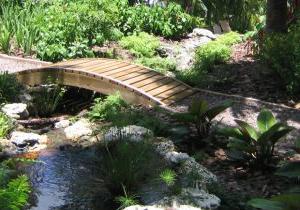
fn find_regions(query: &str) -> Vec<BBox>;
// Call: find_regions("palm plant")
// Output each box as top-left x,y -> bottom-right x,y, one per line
220,109 -> 293,167
173,99 -> 232,139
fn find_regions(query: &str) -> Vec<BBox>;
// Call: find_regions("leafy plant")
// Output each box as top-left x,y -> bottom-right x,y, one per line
0,112 -> 13,138
88,92 -> 128,121
220,109 -> 293,167
174,99 -> 232,139
115,185 -> 139,210
0,72 -> 21,103
160,169 -> 177,186
119,32 -> 160,58
101,141 -> 164,196
31,83 -> 66,117
247,139 -> 300,210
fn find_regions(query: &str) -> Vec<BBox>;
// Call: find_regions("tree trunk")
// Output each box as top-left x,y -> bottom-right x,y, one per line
266,0 -> 288,33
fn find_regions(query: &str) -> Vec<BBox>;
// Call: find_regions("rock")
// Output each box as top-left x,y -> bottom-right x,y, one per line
0,139 -> 17,156
165,151 -> 190,164
104,125 -> 153,142
1,103 -> 29,120
123,205 -> 201,210
55,120 -> 70,129
181,188 -> 220,209
190,28 -> 216,40
18,92 -> 33,104
154,139 -> 176,155
180,157 -> 218,185
64,119 -> 93,140
10,131 -> 48,148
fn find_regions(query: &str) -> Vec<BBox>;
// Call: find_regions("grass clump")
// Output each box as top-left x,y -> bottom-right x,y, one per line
0,72 -> 21,104
160,169 -> 177,187
136,56 -> 176,74
0,112 -> 13,138
119,32 -> 160,58
177,32 -> 241,86
88,92 -> 128,122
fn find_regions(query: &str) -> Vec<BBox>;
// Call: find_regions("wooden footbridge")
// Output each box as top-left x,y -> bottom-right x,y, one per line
16,58 -> 196,107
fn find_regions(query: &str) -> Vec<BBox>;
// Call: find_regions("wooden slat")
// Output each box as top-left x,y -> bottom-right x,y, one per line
162,89 -> 195,105
146,81 -> 181,96
134,76 -> 171,89
78,60 -> 120,70
104,66 -> 142,77
51,59 -> 93,68
84,61 -> 125,72
155,85 -> 188,100
71,59 -> 113,69
113,68 -> 149,79
124,72 -> 159,84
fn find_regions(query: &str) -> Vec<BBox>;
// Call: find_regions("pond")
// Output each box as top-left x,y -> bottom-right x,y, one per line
25,148 -> 116,210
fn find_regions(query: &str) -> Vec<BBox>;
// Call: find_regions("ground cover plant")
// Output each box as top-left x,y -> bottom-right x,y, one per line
0,72 -> 21,104
220,109 -> 293,168
0,112 -> 13,138
177,32 -> 242,86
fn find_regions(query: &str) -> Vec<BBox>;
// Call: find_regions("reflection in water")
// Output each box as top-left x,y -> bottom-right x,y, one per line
26,148 -> 112,210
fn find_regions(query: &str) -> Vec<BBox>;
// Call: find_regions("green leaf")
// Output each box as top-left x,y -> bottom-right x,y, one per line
205,100 -> 233,121
235,120 -> 259,141
189,99 -> 208,115
257,109 -> 277,133
247,198 -> 285,210
271,194 -> 300,209
218,127 -> 243,139
276,162 -> 300,178
258,123 -> 293,145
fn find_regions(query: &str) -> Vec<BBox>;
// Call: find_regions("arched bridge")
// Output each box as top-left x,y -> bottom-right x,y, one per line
16,58 -> 196,107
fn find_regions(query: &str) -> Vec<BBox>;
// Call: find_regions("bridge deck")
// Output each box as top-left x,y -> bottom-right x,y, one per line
16,58 -> 196,107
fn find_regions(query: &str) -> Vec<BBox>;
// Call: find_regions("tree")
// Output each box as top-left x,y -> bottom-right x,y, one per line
266,0 -> 288,33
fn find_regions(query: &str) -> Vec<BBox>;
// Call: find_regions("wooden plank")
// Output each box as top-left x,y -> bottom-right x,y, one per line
123,72 -> 159,84
92,63 -> 132,75
133,76 -> 171,89
146,81 -> 181,96
162,89 -> 195,105
104,65 -> 142,77
112,68 -> 149,79
84,61 -> 124,72
77,60 -> 119,70
117,70 -> 148,81
51,59 -> 93,68
155,85 -> 188,100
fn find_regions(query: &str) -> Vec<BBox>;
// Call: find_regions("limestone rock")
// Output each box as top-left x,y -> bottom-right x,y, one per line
189,28 -> 216,40
10,131 -> 48,147
104,125 -> 153,142
1,103 -> 29,120
123,205 -> 201,210
0,138 -> 17,156
64,119 -> 93,140
55,120 -> 70,129
219,20 -> 231,33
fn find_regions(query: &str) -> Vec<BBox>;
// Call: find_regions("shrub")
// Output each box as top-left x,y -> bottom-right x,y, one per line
260,23 -> 300,94
31,84 -> 66,117
0,112 -> 13,138
88,92 -> 128,121
101,141 -> 163,196
119,32 -> 160,58
220,109 -> 293,167
118,2 -> 203,38
178,32 -> 241,86
0,72 -> 21,104
136,57 -> 176,74
173,99 -> 232,139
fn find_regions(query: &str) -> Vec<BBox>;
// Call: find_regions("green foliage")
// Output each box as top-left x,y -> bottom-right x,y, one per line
260,23 -> 300,94
174,99 -> 232,139
0,112 -> 13,138
0,72 -> 21,104
115,185 -> 139,210
178,32 -> 241,86
119,32 -> 160,58
102,141 -> 163,196
136,56 -> 177,74
160,169 -> 177,186
0,159 -> 31,210
220,109 -> 293,167
248,138 -> 300,210
118,2 -> 203,38
88,92 -> 128,121
199,0 -> 266,32
31,84 -> 66,117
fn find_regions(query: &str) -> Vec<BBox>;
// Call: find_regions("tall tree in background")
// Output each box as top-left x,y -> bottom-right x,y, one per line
266,0 -> 288,33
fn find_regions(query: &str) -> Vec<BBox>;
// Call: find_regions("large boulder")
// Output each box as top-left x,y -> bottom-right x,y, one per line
104,125 -> 153,142
1,103 -> 29,120
54,120 -> 70,129
10,131 -> 48,148
0,138 -> 17,156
